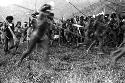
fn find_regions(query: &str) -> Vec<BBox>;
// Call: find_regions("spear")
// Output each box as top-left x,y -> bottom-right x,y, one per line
66,0 -> 87,16
13,4 -> 34,12
35,0 -> 37,11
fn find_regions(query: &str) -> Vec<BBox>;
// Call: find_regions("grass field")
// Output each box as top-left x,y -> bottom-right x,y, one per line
0,43 -> 125,83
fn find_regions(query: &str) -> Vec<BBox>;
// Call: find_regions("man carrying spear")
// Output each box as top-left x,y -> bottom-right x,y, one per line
17,3 -> 54,69
3,16 -> 15,54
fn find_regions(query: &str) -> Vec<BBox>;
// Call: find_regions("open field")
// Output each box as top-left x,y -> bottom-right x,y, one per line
0,43 -> 125,83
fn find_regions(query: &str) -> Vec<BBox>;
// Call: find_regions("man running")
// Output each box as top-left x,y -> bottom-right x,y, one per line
18,3 -> 54,69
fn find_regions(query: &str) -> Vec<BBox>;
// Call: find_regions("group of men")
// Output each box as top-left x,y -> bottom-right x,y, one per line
0,3 -> 54,68
58,12 -> 125,65
0,17 -> 28,54
0,3 -> 125,68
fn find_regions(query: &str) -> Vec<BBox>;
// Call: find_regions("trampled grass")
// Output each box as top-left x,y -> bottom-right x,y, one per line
0,43 -> 125,83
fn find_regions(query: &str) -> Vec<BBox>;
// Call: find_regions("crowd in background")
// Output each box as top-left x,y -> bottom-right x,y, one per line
0,12 -> 125,54
53,12 -> 125,53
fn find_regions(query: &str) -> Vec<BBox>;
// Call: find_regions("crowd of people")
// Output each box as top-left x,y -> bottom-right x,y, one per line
59,12 -> 125,65
0,17 -> 28,54
59,12 -> 125,51
0,3 -> 125,67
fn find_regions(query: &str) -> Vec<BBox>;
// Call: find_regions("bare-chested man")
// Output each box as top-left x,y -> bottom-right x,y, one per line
18,3 -> 54,69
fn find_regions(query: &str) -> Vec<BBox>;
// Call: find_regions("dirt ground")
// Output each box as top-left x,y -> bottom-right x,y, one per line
0,43 -> 125,83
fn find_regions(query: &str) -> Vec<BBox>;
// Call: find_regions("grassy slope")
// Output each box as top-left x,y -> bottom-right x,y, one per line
0,43 -> 125,83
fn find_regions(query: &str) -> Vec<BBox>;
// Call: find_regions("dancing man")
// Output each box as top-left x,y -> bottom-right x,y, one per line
18,3 -> 54,69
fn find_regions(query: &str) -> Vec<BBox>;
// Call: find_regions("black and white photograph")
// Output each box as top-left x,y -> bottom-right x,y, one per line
0,0 -> 125,82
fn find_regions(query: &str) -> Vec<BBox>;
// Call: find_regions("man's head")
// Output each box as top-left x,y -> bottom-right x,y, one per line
40,4 -> 52,12
80,16 -> 84,21
110,13 -> 117,18
76,16 -> 79,22
16,21 -> 21,27
23,22 -> 28,27
31,12 -> 39,18
6,16 -> 13,23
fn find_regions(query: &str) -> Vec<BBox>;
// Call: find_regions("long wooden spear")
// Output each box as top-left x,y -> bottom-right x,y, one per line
66,0 -> 87,16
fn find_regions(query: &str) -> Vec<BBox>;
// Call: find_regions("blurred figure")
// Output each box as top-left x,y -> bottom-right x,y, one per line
3,16 -> 15,54
0,22 -> 4,44
18,3 -> 54,69
21,22 -> 28,43
15,21 -> 22,42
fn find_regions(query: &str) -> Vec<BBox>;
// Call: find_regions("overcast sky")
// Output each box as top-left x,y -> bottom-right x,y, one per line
0,0 -> 99,21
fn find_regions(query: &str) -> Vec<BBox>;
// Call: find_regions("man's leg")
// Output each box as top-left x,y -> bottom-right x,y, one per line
4,37 -> 9,54
8,38 -> 14,50
110,48 -> 122,57
87,40 -> 96,53
112,48 -> 125,65
22,35 -> 27,43
118,37 -> 125,48
19,36 -> 39,64
41,38 -> 52,69
98,37 -> 105,53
